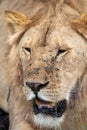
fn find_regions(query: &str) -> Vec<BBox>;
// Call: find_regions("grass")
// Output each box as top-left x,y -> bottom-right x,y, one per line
59,125 -> 63,130
84,124 -> 87,130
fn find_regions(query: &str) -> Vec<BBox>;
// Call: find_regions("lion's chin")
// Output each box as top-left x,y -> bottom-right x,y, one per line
33,113 -> 65,129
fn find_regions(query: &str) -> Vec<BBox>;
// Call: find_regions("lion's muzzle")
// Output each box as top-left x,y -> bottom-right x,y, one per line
26,81 -> 67,117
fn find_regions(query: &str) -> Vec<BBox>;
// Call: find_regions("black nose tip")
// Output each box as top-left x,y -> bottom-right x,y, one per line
26,81 -> 49,94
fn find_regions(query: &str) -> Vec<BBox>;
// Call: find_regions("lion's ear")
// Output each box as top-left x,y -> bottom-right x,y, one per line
71,14 -> 87,39
4,10 -> 32,34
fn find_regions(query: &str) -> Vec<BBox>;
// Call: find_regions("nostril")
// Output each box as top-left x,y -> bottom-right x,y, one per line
26,82 -> 39,88
38,81 -> 49,90
26,82 -> 33,88
26,82 -> 40,93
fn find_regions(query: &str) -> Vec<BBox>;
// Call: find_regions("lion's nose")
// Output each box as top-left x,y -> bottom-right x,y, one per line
26,81 -> 49,94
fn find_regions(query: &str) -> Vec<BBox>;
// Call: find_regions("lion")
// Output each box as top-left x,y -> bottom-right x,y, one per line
0,0 -> 87,130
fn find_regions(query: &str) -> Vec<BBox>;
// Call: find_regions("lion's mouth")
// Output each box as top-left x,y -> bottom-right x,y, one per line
32,97 -> 67,117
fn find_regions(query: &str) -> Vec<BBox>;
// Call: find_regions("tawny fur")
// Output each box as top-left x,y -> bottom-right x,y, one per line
0,0 -> 87,130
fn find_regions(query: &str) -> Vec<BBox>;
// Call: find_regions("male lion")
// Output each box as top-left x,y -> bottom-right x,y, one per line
0,0 -> 87,130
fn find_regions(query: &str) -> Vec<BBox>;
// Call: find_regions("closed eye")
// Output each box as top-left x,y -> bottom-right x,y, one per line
24,47 -> 31,54
57,49 -> 66,56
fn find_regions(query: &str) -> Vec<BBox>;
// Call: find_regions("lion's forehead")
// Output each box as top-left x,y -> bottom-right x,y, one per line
20,15 -> 87,51
19,14 -> 87,77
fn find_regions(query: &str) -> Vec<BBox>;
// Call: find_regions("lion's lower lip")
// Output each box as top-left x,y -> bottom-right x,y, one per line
32,97 -> 67,117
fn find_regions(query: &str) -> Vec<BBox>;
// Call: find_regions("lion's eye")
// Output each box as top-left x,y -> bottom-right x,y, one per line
57,49 -> 66,56
24,47 -> 31,54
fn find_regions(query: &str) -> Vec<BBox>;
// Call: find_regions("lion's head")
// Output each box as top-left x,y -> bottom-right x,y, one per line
4,0 -> 87,129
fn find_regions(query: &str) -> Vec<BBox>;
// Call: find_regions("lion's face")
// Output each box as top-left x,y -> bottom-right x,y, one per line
19,14 -> 87,128
5,4 -> 87,129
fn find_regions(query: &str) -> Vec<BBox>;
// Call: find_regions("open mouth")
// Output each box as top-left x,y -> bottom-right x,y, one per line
32,97 -> 67,117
